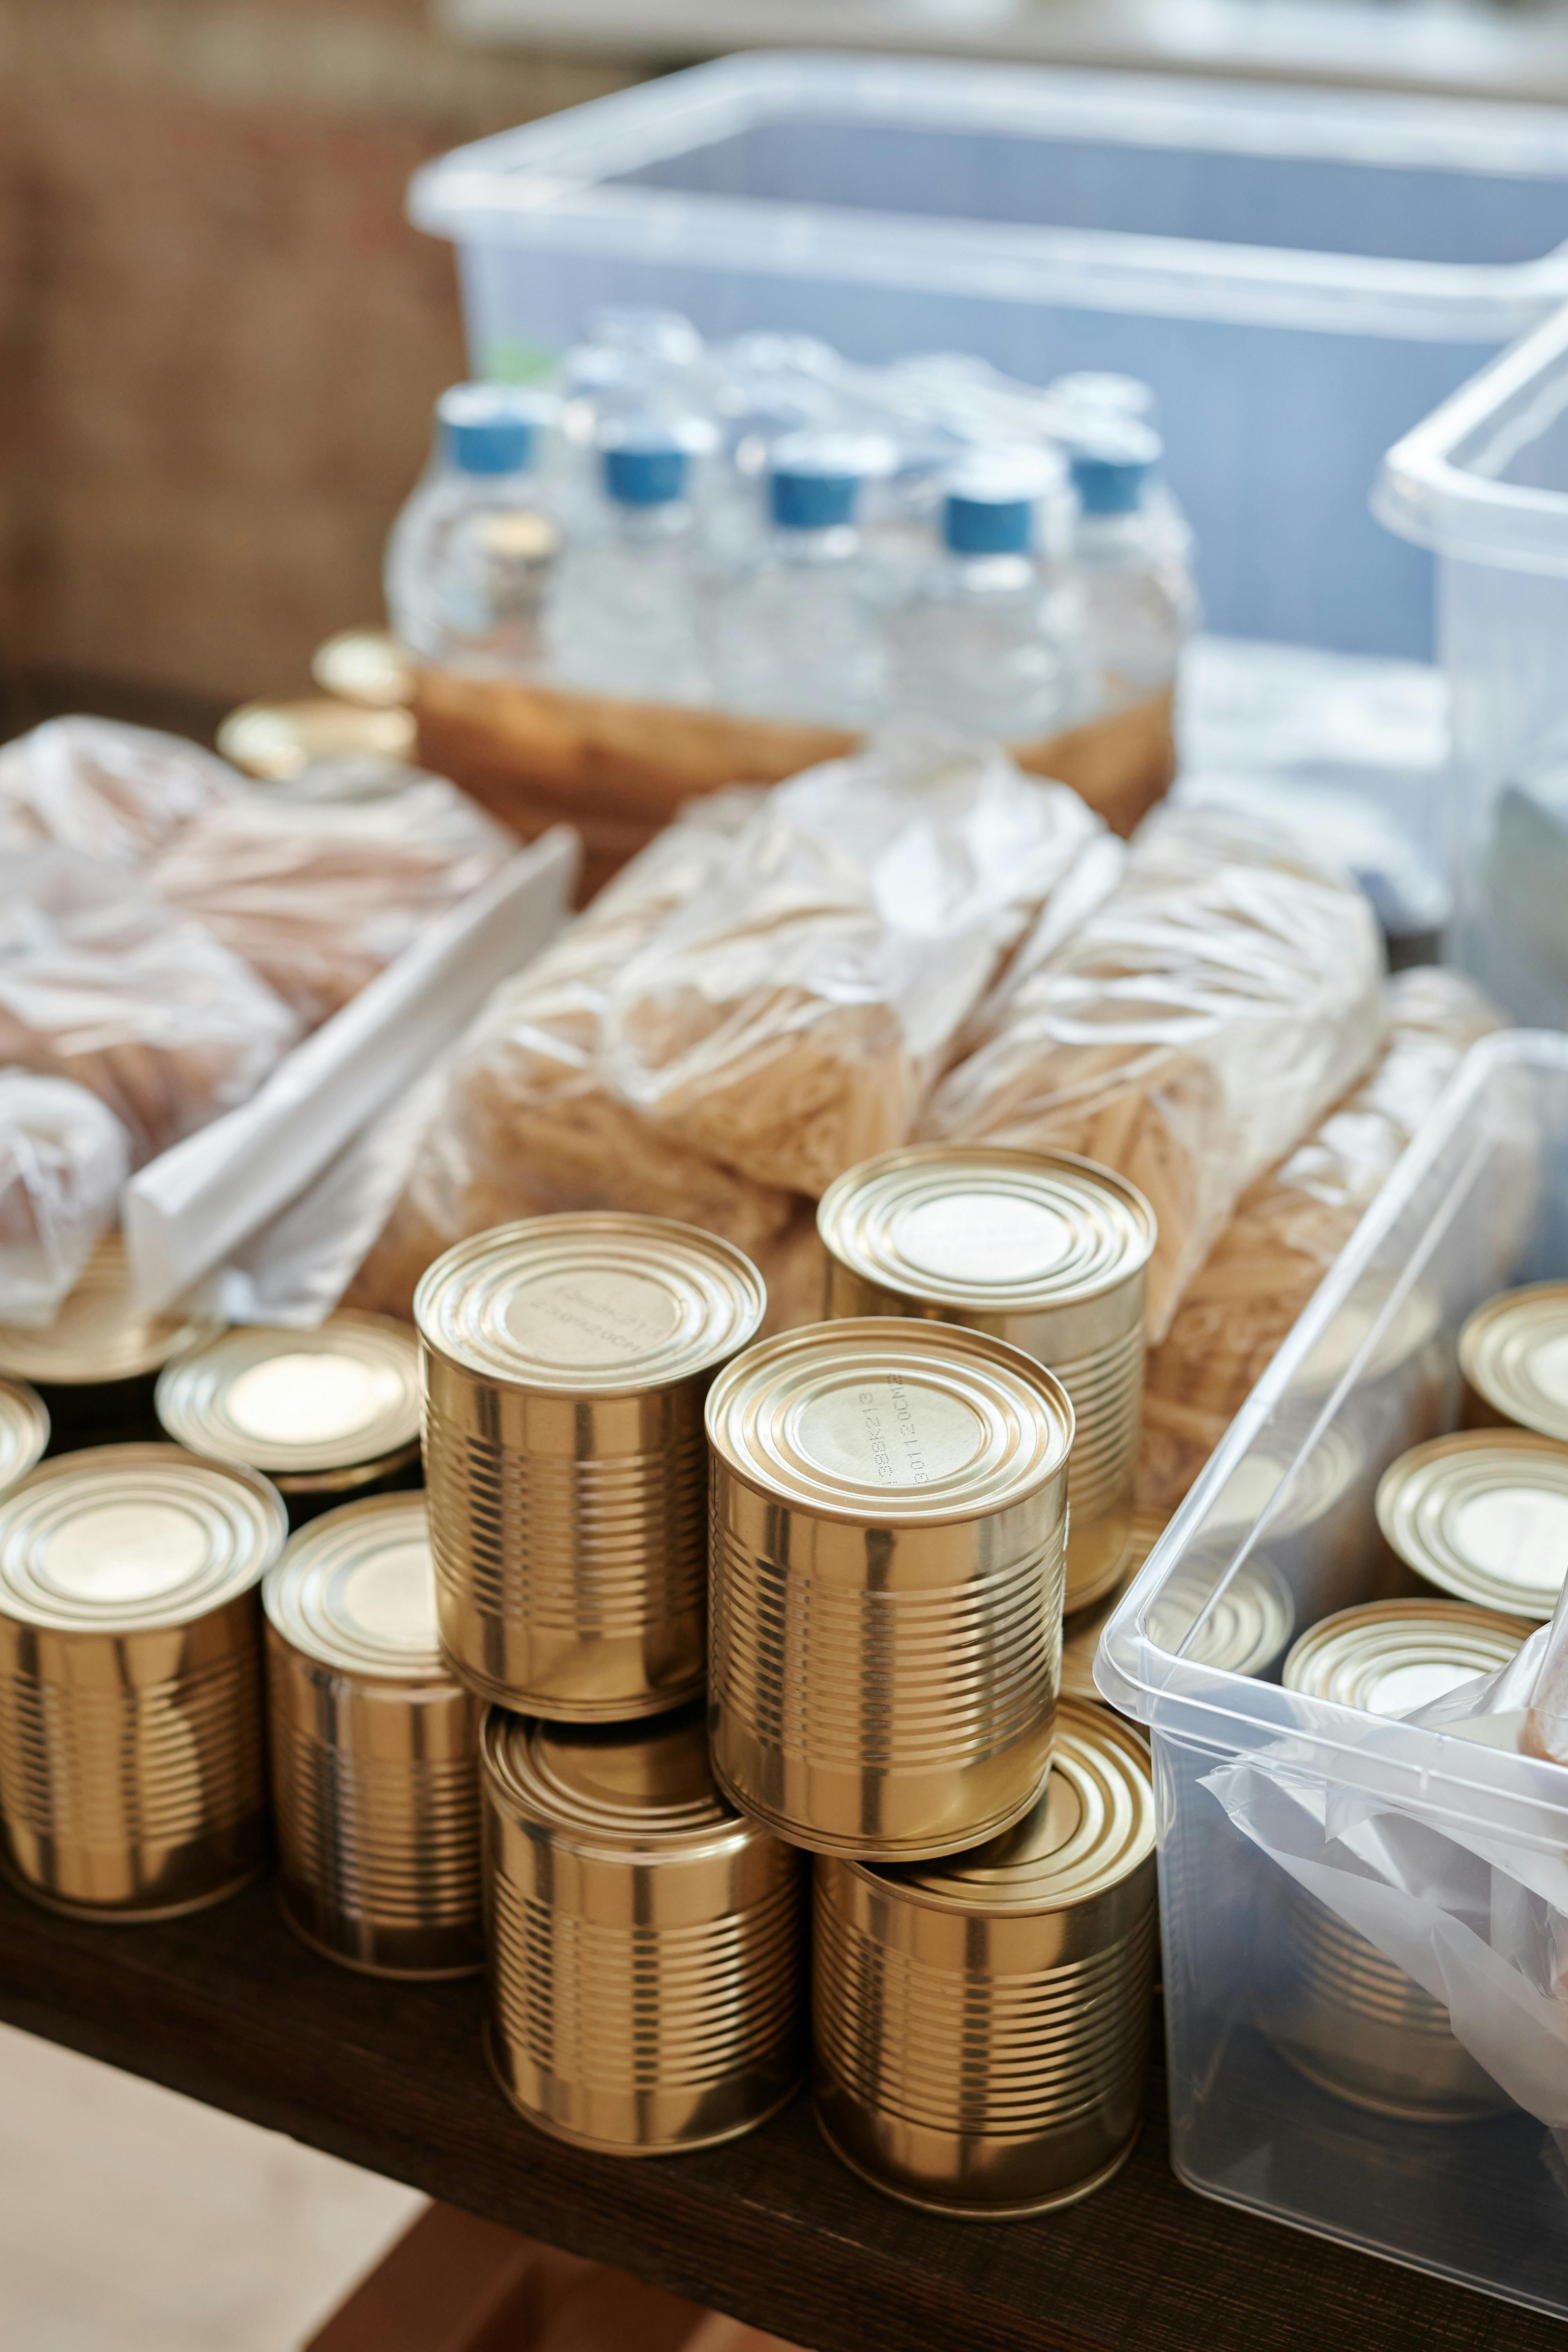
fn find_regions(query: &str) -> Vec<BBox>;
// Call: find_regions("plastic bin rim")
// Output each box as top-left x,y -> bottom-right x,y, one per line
406,52 -> 1568,342
1377,298 -> 1568,574
1096,1026 -> 1568,1847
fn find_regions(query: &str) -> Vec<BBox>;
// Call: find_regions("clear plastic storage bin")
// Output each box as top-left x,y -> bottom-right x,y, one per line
1098,1027 -> 1568,2318
409,52 -> 1568,657
1378,303 -> 1568,1027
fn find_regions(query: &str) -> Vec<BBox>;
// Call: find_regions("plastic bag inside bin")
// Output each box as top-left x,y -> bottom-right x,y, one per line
0,715 -> 237,866
0,1069 -> 130,1327
1207,1576 -> 1568,2153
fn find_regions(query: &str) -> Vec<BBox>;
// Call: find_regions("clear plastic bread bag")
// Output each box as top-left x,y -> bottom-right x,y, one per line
600,721 -> 1122,1198
1138,966 -> 1506,1513
346,789 -> 806,1321
0,715 -> 240,864
0,850 -> 299,1163
149,761 -> 519,1029
0,1069 -> 131,1326
920,804 -> 1386,1339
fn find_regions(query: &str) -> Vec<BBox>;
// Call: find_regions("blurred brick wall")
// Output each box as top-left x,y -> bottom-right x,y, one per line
0,0 -> 646,703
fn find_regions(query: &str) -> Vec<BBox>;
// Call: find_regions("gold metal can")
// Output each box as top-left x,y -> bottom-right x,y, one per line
1060,1507 -> 1167,1704
707,1317 -> 1073,1862
157,1313 -> 423,1524
1375,1429 -> 1568,1621
311,627 -> 414,708
0,1233 -> 217,1444
481,1703 -> 806,2154
0,1443 -> 285,1919
1145,1553 -> 1295,1681
1460,1281 -> 1568,1445
0,1379 -> 48,1500
1272,1598 -> 1525,2121
264,1494 -> 483,1979
417,1215 -> 765,1720
814,1697 -> 1157,2216
818,1146 -> 1153,1614
216,696 -> 415,780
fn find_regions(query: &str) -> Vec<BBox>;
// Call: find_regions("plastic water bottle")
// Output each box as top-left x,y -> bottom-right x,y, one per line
384,384 -> 560,673
545,418 -> 713,704
886,457 -> 1080,744
711,434 -> 890,727
1068,423 -> 1198,709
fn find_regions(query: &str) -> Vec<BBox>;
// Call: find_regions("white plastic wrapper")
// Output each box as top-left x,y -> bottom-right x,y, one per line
1207,1585 -> 1568,2152
149,764 -> 519,1029
602,722 -> 1120,1197
0,850 -> 299,1164
922,805 -> 1386,1338
0,715 -> 238,864
0,1069 -> 131,1327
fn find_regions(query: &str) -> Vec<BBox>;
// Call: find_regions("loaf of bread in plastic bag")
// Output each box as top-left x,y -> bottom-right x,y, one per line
920,805 -> 1386,1339
346,790 -> 802,1320
1135,965 -> 1505,1514
600,723 -> 1120,1198
0,716 -> 237,866
0,851 -> 299,1164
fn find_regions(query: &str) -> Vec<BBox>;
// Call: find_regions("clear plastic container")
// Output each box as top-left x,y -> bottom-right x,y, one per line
1377,302 -> 1568,1028
1098,1027 -> 1568,2319
408,51 -> 1568,658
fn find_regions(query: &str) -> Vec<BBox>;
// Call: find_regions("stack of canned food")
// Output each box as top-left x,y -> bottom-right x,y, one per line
0,1142 -> 1164,2218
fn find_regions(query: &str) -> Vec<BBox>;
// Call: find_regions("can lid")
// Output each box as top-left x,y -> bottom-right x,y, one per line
0,1378 -> 49,1498
890,1699 -> 1154,1911
1148,1555 -> 1295,1677
482,1703 -> 745,1853
817,1145 -> 1154,1314
705,1317 -> 1072,1527
216,698 -> 415,782
263,1494 -> 449,1680
415,1216 -> 766,1396
1459,1283 -> 1568,1443
310,628 -> 413,710
1283,1597 -> 1525,1715
1297,1283 -> 1441,1396
0,1442 -> 287,1632
0,1234 -> 218,1388
156,1314 -> 421,1475
1205,1418 -> 1364,1541
1376,1430 -> 1568,1619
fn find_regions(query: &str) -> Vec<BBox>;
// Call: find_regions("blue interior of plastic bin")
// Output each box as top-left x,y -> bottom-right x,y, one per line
613,122 -> 1568,268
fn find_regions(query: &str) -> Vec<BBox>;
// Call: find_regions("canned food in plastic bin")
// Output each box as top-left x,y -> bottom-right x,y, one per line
264,1495 -> 483,1979
417,1215 -> 765,1720
0,1379 -> 48,1500
1272,1599 -> 1525,2121
0,1443 -> 285,1918
158,1313 -> 423,1525
0,1233 -> 217,1445
813,1697 -> 1157,2215
481,1703 -> 806,2154
708,1318 -> 1073,1860
818,1146 -> 1152,1613
1375,1430 -> 1568,1621
1459,1282 -> 1568,1445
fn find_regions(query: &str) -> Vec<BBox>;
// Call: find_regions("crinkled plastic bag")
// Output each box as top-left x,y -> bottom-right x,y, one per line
347,790 -> 802,1321
149,764 -> 518,1029
0,715 -> 238,865
0,1069 -> 130,1326
1138,967 -> 1505,1513
0,851 -> 299,1163
1207,1581 -> 1568,2149
921,805 -> 1386,1339
601,722 -> 1120,1198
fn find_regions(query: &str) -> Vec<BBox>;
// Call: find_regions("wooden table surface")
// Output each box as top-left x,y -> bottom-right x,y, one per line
0,1872 -> 1557,2352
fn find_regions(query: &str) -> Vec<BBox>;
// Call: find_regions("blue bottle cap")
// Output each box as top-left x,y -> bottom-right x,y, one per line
1069,420 -> 1162,517
436,384 -> 553,476
943,490 -> 1034,557
601,431 -> 692,508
